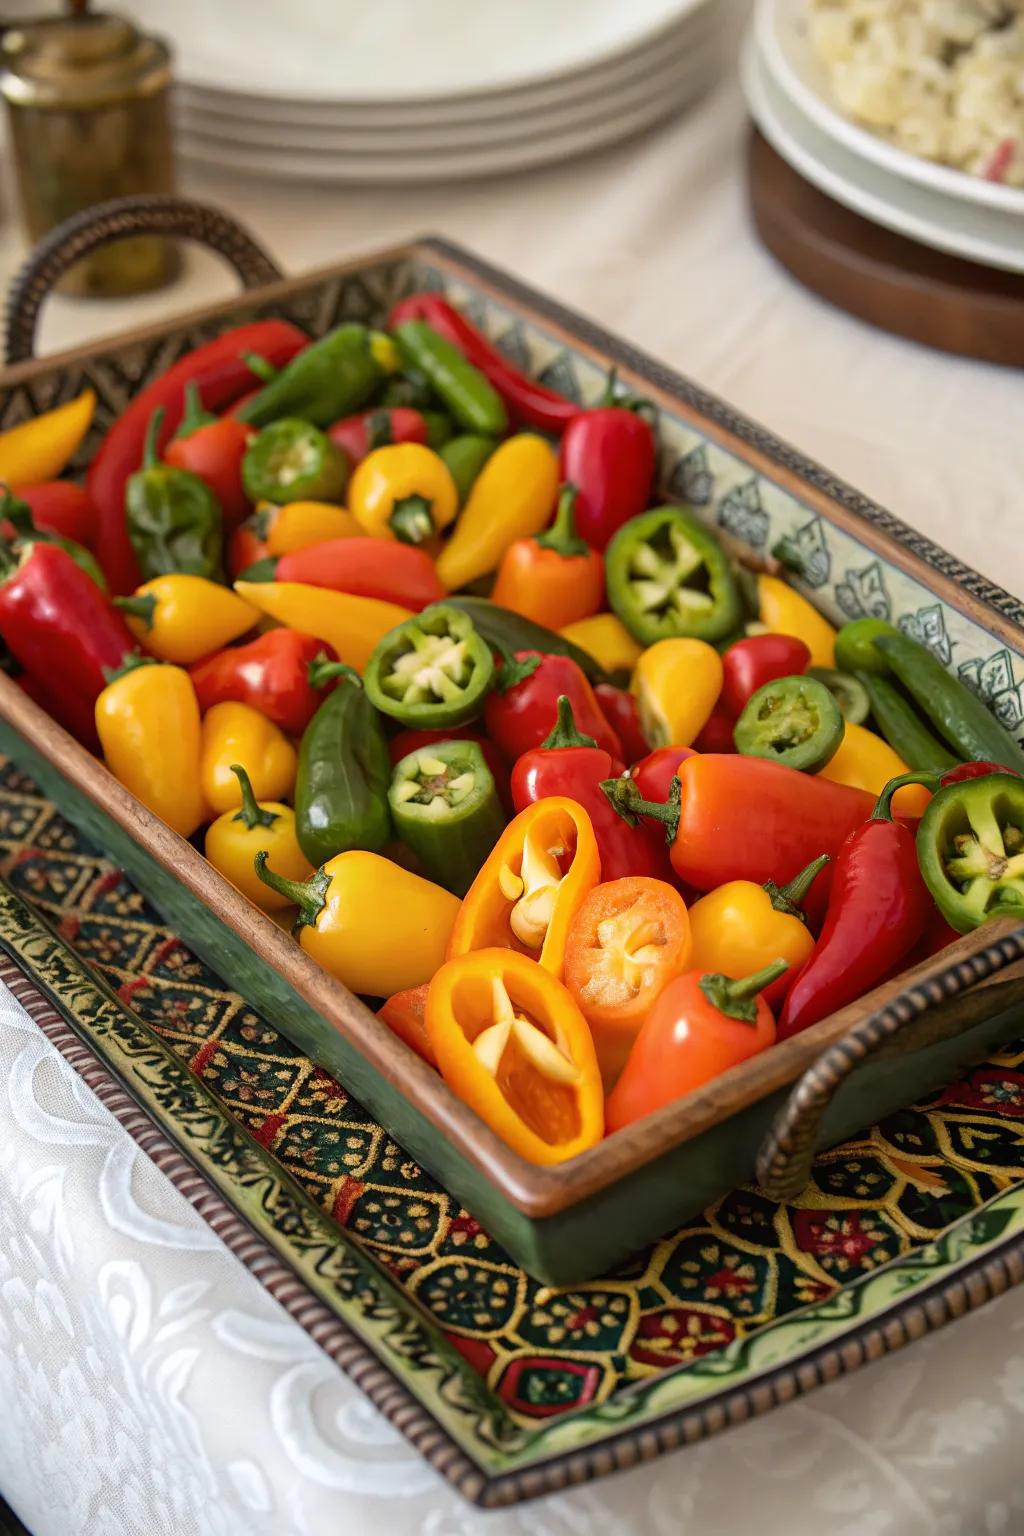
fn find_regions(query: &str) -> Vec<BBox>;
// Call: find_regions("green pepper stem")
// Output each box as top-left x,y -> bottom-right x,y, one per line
307,658 -> 361,690
491,639 -> 542,694
236,556 -> 278,583
600,775 -> 681,844
101,649 -> 160,685
541,695 -> 597,751
534,486 -> 589,559
230,764 -> 278,830
141,406 -> 166,472
698,958 -> 789,1023
0,536 -> 18,578
254,850 -> 330,929
175,381 -> 216,440
770,536 -> 807,577
766,853 -> 830,917
873,770 -> 939,822
366,409 -> 393,450
113,594 -> 158,629
241,350 -> 279,383
0,485 -> 33,534
389,495 -> 434,545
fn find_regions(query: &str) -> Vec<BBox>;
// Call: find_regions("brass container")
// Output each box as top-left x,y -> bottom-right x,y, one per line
1,8 -> 178,297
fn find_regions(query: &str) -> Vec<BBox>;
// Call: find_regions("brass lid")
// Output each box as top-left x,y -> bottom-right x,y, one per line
1,8 -> 171,109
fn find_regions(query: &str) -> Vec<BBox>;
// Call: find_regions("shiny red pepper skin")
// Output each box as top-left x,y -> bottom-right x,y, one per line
595,683 -> 648,765
631,746 -> 698,804
0,543 -> 136,750
484,650 -> 623,763
558,407 -> 656,551
721,634 -> 812,717
89,320 -> 307,595
941,760 -> 1020,785
387,726 -> 511,810
694,703 -> 738,754
8,482 -> 97,549
327,407 -> 428,464
778,781 -> 932,1039
388,294 -> 577,431
228,516 -> 269,580
189,630 -> 337,736
275,537 -> 444,610
164,413 -> 252,530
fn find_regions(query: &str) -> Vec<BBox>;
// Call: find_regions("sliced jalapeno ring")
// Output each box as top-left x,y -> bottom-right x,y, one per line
363,603 -> 495,729
241,418 -> 349,507
606,506 -> 741,646
809,666 -> 870,725
389,739 -> 505,896
733,674 -> 844,773
917,773 -> 1024,932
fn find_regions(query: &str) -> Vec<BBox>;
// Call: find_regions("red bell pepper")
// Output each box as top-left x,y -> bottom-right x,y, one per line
88,319 -> 307,595
511,696 -> 667,881
558,407 -> 656,552
387,726 -> 510,810
778,777 -> 932,1039
228,514 -> 270,580
6,481 -> 97,549
163,382 -> 253,529
631,745 -> 698,804
0,542 -> 136,750
388,293 -> 577,431
189,630 -> 338,736
595,683 -> 648,765
275,537 -> 445,611
720,634 -> 812,718
484,649 -> 622,763
327,407 -> 429,464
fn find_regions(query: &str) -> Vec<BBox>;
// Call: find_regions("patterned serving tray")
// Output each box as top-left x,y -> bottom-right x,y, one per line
3,760 -> 1024,1507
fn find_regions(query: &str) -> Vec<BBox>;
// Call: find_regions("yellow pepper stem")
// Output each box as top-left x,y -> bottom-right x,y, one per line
254,850 -> 330,928
763,853 -> 831,919
230,764 -> 279,831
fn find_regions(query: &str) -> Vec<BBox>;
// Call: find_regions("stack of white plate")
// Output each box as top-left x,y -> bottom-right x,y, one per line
746,0 -> 1024,274
120,0 -> 729,184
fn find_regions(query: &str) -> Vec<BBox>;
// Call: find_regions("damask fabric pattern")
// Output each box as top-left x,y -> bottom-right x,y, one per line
4,756 -> 1024,1441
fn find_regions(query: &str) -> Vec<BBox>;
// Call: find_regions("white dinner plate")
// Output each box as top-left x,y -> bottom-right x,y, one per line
756,0 -> 1024,218
742,33 -> 1024,274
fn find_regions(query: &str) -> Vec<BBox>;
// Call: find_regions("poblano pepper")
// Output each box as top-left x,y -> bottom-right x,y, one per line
294,660 -> 391,866
363,604 -> 495,729
238,323 -> 383,429
389,738 -> 505,896
125,408 -> 224,582
605,506 -> 741,645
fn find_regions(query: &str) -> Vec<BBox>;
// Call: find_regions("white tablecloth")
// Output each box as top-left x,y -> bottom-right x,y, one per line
3,18 -> 1024,1533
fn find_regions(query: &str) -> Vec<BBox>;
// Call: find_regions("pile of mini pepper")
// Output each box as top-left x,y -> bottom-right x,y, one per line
3,294 -> 1024,1167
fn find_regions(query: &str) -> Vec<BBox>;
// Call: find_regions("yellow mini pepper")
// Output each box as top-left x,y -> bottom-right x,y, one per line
560,613 -> 643,675
436,433 -> 559,592
95,656 -> 206,838
818,720 -> 931,817
630,637 -> 723,747
115,574 -> 259,665
256,849 -> 461,995
348,443 -> 458,544
0,389 -> 96,485
205,764 -> 311,911
758,574 -> 836,669
261,500 -> 362,556
234,580 -> 413,674
200,701 -> 297,815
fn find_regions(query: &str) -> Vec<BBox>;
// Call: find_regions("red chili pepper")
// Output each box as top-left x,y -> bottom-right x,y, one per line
511,696 -> 667,881
777,776 -> 932,1039
275,537 -> 445,611
631,746 -> 698,804
595,683 -> 648,765
484,649 -> 622,763
693,702 -> 738,754
558,407 -> 656,551
163,382 -> 253,529
228,515 -> 270,580
327,407 -> 428,464
7,481 -> 97,548
89,320 -> 307,594
721,634 -> 812,717
904,905 -> 961,967
387,726 -> 511,810
0,542 -> 136,750
388,294 -> 577,431
189,630 -> 338,736
940,760 -> 1021,785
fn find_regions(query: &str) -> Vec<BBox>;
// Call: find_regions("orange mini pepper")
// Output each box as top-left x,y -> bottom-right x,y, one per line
377,983 -> 436,1067
447,797 -> 600,977
564,876 -> 692,1090
490,485 -> 604,632
426,947 -> 604,1164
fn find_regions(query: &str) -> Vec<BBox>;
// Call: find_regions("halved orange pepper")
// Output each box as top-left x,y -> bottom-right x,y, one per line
563,876 -> 692,1090
377,984 -> 436,1067
447,797 -> 600,977
426,947 -> 604,1164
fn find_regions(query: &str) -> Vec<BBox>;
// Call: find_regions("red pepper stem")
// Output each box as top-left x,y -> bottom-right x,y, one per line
230,764 -> 279,830
872,770 -> 939,822
541,694 -> 597,751
766,853 -> 831,917
254,850 -> 330,929
113,593 -> 157,629
307,658 -> 361,690
698,958 -> 789,1023
600,774 -> 681,842
534,485 -> 589,558
389,495 -> 433,545
141,406 -> 166,472
175,381 -> 217,440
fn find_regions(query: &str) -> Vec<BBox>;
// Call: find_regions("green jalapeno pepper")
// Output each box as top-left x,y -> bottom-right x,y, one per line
917,772 -> 1024,931
874,631 -> 1024,773
605,506 -> 741,646
439,435 -> 496,506
388,738 -> 505,896
125,407 -> 224,582
858,670 -> 957,773
420,411 -> 454,449
238,324 -> 383,429
834,618 -> 901,676
294,660 -> 391,866
242,419 -> 349,507
444,594 -> 611,685
808,666 -> 870,725
393,321 -> 508,437
734,673 -> 844,773
363,604 -> 495,729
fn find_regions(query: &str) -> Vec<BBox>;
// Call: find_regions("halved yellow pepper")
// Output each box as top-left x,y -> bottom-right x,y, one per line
205,764 -> 311,911
348,443 -> 457,544
234,580 -> 413,673
95,657 -> 206,838
200,701 -> 297,815
630,637 -> 723,747
426,947 -> 604,1164
0,389 -> 96,485
115,574 -> 258,664
436,434 -> 559,592
560,613 -> 643,675
758,574 -> 836,669
261,500 -> 362,556
818,720 -> 931,817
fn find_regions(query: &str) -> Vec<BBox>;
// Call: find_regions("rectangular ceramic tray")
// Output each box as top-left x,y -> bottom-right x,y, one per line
3,223 -> 1024,1286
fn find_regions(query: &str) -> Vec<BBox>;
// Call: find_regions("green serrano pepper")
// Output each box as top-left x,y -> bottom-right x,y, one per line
439,434 -> 496,506
393,320 -> 508,436
294,661 -> 391,866
239,324 -> 383,429
835,618 -> 901,676
857,670 -> 957,773
388,738 -> 505,896
874,631 -> 1024,773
